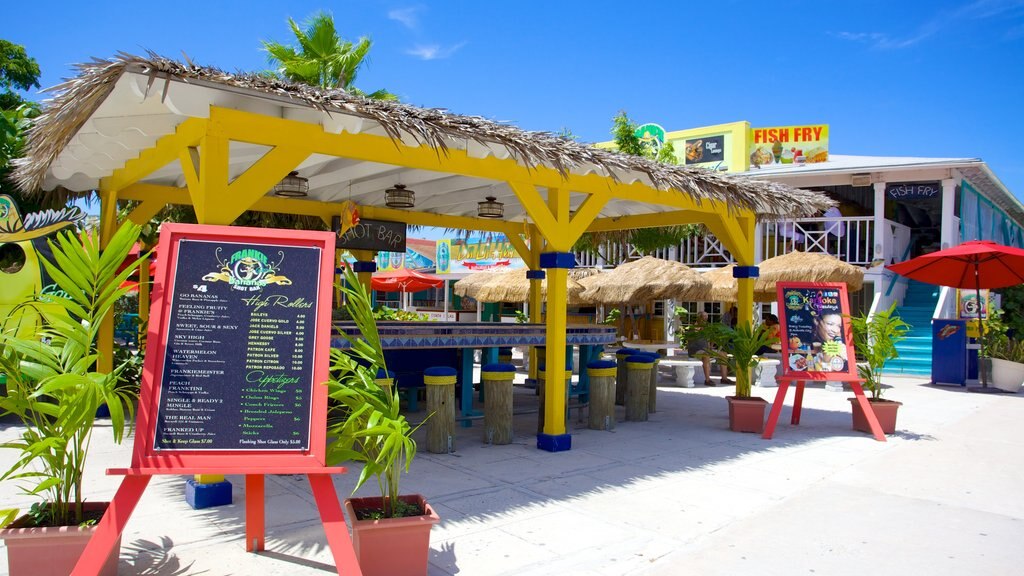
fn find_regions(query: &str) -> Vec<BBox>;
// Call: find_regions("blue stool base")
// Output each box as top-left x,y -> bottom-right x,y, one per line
537,433 -> 572,452
185,479 -> 233,509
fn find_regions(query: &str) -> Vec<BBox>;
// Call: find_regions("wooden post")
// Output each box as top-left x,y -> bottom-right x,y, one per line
625,355 -> 653,422
481,364 -> 515,445
424,367 -> 457,454
648,354 -> 660,414
615,348 -> 636,406
587,360 -> 617,431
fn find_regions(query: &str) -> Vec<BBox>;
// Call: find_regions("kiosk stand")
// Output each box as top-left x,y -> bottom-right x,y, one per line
72,224 -> 361,575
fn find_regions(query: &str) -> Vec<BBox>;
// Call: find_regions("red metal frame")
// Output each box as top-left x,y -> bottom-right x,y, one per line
764,282 -> 885,443
72,224 -> 362,575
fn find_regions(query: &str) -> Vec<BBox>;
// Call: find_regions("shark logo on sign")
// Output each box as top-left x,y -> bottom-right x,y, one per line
202,247 -> 293,291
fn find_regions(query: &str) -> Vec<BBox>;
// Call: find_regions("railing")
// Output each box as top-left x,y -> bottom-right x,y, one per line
762,216 -> 875,265
574,216 -> 880,268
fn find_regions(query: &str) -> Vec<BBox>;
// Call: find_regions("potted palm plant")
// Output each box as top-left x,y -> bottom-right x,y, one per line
700,321 -> 775,433
328,266 -> 438,576
848,303 -> 910,434
0,223 -> 145,576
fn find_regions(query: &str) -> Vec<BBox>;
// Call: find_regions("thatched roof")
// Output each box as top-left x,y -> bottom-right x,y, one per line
699,252 -> 864,302
453,268 -> 599,304
13,53 -> 834,220
578,256 -> 710,304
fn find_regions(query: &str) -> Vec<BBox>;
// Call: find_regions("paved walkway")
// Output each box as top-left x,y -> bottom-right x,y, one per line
1,373 -> 1022,575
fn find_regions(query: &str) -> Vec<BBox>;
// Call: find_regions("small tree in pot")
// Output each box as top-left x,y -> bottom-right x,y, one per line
699,321 -> 775,432
327,266 -> 438,576
848,303 -> 910,433
0,223 -> 145,575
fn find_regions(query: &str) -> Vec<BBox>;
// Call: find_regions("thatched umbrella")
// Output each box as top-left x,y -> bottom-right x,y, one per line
453,268 -> 599,305
578,256 -> 710,304
700,252 -> 864,302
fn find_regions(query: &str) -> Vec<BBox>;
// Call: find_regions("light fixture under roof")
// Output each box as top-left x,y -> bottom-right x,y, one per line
273,171 -> 309,197
385,184 -> 415,208
477,196 -> 504,219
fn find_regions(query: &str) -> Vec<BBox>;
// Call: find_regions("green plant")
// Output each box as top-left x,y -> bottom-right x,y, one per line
698,322 -> 774,398
373,305 -> 431,322
987,337 -> 1024,363
848,303 -> 910,400
327,267 -> 424,518
0,223 -> 146,528
514,310 -> 529,324
603,308 -> 621,325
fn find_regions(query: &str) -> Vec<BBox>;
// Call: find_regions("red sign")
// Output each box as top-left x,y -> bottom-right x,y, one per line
776,282 -> 858,380
133,223 -> 336,470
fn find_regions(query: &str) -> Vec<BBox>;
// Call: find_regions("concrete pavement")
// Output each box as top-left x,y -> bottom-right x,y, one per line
1,372 -> 1022,575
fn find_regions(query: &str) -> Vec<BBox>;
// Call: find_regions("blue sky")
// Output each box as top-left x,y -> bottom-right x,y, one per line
6,0 -> 1024,203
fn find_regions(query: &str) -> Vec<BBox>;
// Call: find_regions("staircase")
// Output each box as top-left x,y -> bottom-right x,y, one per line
885,280 -> 939,376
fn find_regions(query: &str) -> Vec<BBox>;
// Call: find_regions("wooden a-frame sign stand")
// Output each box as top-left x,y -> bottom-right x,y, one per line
72,224 -> 362,575
763,282 -> 886,442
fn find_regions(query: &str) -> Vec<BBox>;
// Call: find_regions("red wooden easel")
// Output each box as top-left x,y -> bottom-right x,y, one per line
764,282 -> 886,442
71,225 -> 362,575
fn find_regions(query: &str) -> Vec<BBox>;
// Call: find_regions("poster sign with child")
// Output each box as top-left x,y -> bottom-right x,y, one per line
776,282 -> 857,379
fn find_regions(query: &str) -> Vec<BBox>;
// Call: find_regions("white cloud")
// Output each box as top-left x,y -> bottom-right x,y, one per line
832,0 -> 1024,50
406,42 -> 467,61
388,7 -> 420,29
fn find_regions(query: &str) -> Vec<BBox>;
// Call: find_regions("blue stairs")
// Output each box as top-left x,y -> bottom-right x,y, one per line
885,280 -> 939,376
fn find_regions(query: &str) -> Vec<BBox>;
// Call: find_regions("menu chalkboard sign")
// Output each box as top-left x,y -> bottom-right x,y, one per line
776,282 -> 857,379
152,237 -> 323,452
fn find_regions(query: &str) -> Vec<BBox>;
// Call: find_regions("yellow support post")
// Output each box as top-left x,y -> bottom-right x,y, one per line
528,227 -> 544,386
350,250 -> 376,293
97,188 -> 117,375
537,188 -> 573,451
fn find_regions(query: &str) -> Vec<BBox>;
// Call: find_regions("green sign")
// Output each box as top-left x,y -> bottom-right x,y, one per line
634,123 -> 666,153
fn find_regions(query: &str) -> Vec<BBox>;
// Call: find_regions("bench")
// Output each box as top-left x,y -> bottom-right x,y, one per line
754,357 -> 782,388
660,357 -> 708,388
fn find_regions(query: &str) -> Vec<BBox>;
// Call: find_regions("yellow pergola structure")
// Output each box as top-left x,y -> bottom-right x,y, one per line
16,54 -> 832,451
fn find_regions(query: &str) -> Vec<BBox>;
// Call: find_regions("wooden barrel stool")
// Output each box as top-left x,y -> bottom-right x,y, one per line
587,359 -> 617,431
424,366 -> 457,454
481,363 -> 515,445
625,355 -> 654,422
615,348 -> 641,406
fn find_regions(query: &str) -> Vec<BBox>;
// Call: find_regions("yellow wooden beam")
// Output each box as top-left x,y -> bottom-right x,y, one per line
97,188 -> 118,376
194,132 -> 230,224
206,146 -> 312,225
506,233 -> 532,267
101,117 -> 206,193
703,211 -> 755,265
585,209 -> 717,233
124,199 -> 165,227
508,181 -> 560,245
565,191 -> 609,242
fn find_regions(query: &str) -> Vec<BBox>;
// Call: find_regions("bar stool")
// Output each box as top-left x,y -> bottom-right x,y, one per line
615,348 -> 641,405
625,355 -> 654,422
424,366 -> 456,454
374,369 -> 396,395
587,359 -> 616,431
481,363 -> 515,445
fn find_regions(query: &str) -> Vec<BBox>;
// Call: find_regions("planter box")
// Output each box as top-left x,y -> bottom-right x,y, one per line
726,396 -> 768,433
344,494 -> 439,576
849,398 -> 901,435
989,358 -> 1024,394
0,502 -> 120,576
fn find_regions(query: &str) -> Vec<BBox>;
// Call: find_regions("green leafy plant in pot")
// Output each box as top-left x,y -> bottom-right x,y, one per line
698,321 -> 774,432
0,223 -> 146,575
848,303 -> 910,433
327,267 -> 438,576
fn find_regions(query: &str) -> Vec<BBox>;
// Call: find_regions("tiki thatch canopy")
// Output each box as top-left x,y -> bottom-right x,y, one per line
700,252 -> 864,302
578,256 -> 710,304
453,268 -> 599,304
13,53 -> 835,221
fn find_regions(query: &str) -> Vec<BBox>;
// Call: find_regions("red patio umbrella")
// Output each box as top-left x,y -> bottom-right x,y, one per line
371,268 -> 444,293
887,240 -> 1024,389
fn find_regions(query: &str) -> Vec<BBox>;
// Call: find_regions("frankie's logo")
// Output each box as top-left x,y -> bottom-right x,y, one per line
202,247 -> 292,291
783,290 -> 805,311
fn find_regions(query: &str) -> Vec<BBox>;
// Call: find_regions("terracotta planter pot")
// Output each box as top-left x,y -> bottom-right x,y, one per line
849,398 -> 902,435
726,396 -> 768,433
344,494 -> 440,576
0,502 -> 120,576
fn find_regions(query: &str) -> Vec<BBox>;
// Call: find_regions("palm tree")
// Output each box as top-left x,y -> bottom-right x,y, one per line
262,11 -> 397,100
